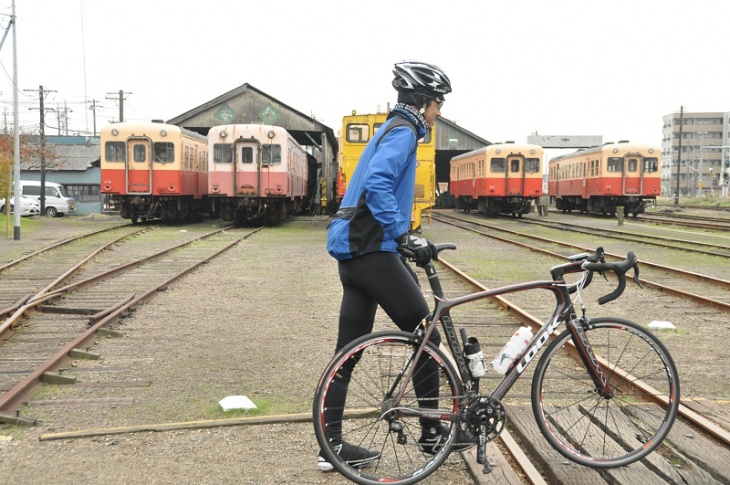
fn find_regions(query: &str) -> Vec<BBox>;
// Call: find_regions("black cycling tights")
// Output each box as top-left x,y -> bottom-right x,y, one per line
324,251 -> 443,443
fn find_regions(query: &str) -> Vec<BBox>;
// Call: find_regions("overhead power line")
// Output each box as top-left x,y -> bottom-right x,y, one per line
106,90 -> 132,123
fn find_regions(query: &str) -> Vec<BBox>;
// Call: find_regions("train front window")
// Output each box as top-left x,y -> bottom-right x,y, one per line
133,145 -> 146,163
607,157 -> 623,172
241,147 -> 253,164
525,158 -> 540,173
262,144 -> 281,165
627,158 -> 638,172
347,123 -> 370,143
510,159 -> 521,172
105,142 -> 125,162
154,142 -> 174,163
213,143 -> 233,164
643,157 -> 658,173
490,158 -> 506,173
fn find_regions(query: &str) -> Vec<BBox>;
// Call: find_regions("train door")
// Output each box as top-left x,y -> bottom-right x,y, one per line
623,154 -> 642,194
234,139 -> 260,196
126,137 -> 152,195
505,154 -> 524,195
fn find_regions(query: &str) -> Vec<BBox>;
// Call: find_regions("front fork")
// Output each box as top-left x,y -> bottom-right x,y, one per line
569,310 -> 613,398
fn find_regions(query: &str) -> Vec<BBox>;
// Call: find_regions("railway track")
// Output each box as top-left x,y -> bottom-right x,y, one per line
545,206 -> 730,231
2,218 -> 728,484
637,211 -> 730,231
0,223 -> 259,419
513,215 -> 730,258
433,211 -> 730,312
423,218 -> 730,484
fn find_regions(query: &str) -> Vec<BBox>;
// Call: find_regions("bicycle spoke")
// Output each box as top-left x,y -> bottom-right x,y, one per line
313,332 -> 462,485
533,318 -> 679,468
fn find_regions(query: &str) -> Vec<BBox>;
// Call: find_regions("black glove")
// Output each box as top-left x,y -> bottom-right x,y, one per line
396,233 -> 436,266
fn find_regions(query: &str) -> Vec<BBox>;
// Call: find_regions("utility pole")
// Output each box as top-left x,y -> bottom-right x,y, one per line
8,0 -> 19,239
674,106 -> 684,207
697,131 -> 706,197
63,101 -> 72,135
25,85 -> 56,216
88,99 -> 103,136
106,89 -> 131,123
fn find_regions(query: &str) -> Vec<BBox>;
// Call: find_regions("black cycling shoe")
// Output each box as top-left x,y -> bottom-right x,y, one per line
418,424 -> 476,455
317,441 -> 381,472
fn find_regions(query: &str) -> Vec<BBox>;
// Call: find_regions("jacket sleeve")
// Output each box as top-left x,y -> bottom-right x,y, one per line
361,126 -> 415,241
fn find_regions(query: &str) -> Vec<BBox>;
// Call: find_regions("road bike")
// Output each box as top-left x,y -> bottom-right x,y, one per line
312,245 -> 680,485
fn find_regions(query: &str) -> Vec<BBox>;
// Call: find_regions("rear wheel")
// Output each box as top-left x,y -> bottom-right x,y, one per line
313,331 -> 463,485
532,318 -> 679,467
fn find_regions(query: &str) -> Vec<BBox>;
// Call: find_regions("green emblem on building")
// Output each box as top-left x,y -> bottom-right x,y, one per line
258,103 -> 280,124
215,103 -> 237,124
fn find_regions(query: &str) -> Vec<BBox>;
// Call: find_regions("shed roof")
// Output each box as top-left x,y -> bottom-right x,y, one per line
166,82 -> 338,153
23,139 -> 100,171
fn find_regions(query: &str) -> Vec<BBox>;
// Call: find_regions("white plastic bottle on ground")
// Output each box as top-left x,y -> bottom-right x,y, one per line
491,326 -> 533,375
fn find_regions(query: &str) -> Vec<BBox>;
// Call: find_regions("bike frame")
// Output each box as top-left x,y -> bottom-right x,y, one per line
389,255 -> 612,418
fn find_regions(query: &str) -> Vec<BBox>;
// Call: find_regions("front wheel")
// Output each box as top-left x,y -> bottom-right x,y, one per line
45,207 -> 58,217
312,331 -> 463,485
531,318 -> 679,468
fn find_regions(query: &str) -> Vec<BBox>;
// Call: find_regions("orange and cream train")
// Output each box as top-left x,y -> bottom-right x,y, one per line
548,141 -> 660,217
449,142 -> 544,217
100,122 -> 312,225
100,122 -> 208,223
207,124 -> 309,225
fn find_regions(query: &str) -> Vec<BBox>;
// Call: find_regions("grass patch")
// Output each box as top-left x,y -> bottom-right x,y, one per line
0,213 -> 44,236
654,196 -> 730,208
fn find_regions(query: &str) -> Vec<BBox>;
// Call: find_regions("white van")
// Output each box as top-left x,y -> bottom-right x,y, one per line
0,194 -> 40,217
20,180 -> 76,217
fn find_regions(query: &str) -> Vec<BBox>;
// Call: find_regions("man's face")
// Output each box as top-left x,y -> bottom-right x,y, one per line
423,98 -> 444,127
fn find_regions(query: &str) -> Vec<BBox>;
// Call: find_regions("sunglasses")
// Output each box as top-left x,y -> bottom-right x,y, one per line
424,95 -> 444,108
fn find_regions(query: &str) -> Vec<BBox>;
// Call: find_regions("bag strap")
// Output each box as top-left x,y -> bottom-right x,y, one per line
376,117 -> 418,155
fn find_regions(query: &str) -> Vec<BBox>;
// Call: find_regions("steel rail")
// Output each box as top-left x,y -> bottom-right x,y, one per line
511,215 -> 730,256
26,229 -> 147,304
433,213 -> 730,311
0,228 -> 261,414
0,222 -> 135,273
0,226 -> 237,338
437,257 -> 730,448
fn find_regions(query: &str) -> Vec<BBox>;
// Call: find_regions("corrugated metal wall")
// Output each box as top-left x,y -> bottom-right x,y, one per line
434,118 -> 490,151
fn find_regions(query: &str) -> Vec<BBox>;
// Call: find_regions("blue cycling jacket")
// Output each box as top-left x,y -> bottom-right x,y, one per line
327,115 -> 426,260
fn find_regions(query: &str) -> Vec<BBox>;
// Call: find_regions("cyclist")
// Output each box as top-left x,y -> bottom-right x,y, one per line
321,60 -> 473,472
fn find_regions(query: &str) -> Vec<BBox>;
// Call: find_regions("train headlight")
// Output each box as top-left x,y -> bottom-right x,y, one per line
220,130 -> 228,139
648,148 -> 654,153
613,148 -> 619,153
111,129 -> 118,136
267,130 -> 275,139
160,129 -> 167,137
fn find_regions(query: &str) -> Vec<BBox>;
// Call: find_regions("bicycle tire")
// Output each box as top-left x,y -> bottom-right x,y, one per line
531,317 -> 680,468
313,330 -> 463,485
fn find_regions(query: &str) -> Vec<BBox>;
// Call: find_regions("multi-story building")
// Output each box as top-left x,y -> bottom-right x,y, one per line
661,110 -> 730,197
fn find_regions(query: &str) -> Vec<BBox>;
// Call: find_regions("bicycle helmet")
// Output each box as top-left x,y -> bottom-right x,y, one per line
392,60 -> 452,96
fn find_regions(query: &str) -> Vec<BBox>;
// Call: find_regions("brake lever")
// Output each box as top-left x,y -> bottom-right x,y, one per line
632,261 -> 644,289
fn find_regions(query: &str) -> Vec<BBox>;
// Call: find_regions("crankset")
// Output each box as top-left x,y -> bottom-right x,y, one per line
464,395 -> 507,474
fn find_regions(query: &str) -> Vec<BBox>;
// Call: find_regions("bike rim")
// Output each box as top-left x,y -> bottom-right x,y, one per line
533,318 -> 679,467
313,333 -> 462,484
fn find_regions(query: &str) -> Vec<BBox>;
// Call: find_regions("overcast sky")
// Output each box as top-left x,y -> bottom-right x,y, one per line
0,0 -> 726,151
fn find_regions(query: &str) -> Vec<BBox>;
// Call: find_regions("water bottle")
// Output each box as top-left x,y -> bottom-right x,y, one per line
463,337 -> 487,378
491,326 -> 533,375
